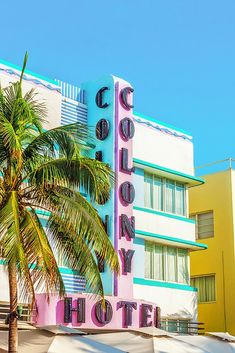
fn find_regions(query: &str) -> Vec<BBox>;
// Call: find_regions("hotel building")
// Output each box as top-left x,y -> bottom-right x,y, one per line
0,59 -> 207,333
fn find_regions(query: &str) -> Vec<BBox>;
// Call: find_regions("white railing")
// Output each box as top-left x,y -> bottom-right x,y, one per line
195,158 -> 235,176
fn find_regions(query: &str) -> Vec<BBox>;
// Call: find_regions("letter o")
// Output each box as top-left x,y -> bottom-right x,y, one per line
95,300 -> 113,325
120,182 -> 135,204
120,118 -> 135,141
96,119 -> 110,140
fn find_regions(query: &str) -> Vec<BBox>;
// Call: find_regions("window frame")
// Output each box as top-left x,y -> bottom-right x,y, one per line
190,211 -> 214,240
145,241 -> 190,285
160,318 -> 190,334
143,172 -> 187,217
190,274 -> 216,303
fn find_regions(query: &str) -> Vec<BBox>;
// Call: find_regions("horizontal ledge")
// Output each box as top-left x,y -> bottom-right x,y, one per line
133,158 -> 204,187
133,277 -> 197,292
133,206 -> 195,224
135,230 -> 208,251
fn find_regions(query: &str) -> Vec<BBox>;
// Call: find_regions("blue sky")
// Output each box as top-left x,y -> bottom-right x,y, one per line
1,0 -> 235,169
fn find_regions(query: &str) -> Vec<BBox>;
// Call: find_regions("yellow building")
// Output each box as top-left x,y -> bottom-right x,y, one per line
189,160 -> 235,335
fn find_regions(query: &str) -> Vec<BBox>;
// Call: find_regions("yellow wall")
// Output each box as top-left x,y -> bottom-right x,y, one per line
189,169 -> 235,334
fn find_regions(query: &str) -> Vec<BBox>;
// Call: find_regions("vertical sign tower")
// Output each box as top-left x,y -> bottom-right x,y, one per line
81,76 -> 135,298
114,81 -> 135,298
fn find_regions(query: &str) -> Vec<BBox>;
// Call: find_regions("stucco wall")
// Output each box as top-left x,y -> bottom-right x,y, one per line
133,114 -> 194,175
133,283 -> 197,320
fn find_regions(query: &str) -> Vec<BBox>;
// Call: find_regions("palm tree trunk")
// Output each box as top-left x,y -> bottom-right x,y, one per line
8,263 -> 18,353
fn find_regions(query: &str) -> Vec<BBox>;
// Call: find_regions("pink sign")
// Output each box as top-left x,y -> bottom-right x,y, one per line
35,293 -> 160,329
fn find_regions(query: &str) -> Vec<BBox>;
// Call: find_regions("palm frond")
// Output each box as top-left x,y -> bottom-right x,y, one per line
48,214 -> 104,297
20,209 -> 65,298
34,187 -> 119,273
25,157 -> 114,204
23,122 -> 92,163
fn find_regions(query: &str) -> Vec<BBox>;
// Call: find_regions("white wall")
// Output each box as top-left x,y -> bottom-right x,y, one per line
134,209 -> 195,242
133,116 -> 194,176
134,283 -> 198,321
0,65 -> 62,130
0,265 -> 9,302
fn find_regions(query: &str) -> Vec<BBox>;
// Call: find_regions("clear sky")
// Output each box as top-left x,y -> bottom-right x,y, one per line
1,0 -> 235,168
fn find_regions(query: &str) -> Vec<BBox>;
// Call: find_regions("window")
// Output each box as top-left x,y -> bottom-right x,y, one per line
168,320 -> 178,332
144,172 -> 186,216
145,241 -> 189,284
191,275 -> 216,303
190,211 -> 214,239
178,248 -> 189,283
161,319 -> 189,334
166,247 -> 177,282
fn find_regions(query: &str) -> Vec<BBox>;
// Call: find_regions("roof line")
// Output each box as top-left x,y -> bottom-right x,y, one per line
0,58 -> 59,86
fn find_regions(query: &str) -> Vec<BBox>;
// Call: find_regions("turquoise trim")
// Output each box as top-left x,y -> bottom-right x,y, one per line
58,266 -> 80,275
133,205 -> 195,224
133,277 -> 197,292
135,229 -> 208,250
133,158 -> 204,186
133,111 -> 192,137
0,58 -> 59,86
35,210 -> 51,217
134,237 -> 145,245
0,259 -> 80,276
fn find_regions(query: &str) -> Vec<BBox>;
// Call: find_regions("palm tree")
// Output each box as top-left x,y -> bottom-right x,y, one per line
0,53 -> 119,353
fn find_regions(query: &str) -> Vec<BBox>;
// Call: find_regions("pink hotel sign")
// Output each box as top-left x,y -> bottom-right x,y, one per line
35,77 -> 160,329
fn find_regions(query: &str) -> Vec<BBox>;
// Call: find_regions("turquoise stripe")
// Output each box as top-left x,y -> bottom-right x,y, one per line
0,260 -> 81,276
59,267 -> 80,275
135,229 -> 208,249
133,158 -> 204,185
133,205 -> 195,224
133,277 -> 197,292
0,58 -> 59,86
133,111 -> 192,136
35,210 -> 51,217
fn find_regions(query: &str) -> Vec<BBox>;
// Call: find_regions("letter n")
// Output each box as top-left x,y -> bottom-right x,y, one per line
121,214 -> 135,240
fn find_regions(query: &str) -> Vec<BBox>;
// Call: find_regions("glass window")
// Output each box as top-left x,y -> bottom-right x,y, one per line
178,248 -> 189,284
166,247 -> 177,282
144,242 -> 154,279
153,176 -> 163,211
160,320 -> 167,331
161,319 -> 189,333
190,211 -> 214,239
145,242 -> 189,284
197,212 -> 214,239
143,172 -> 186,216
144,243 -> 164,280
191,275 -> 216,302
165,179 -> 175,213
168,320 -> 178,332
175,182 -> 185,215
144,173 -> 153,208
153,244 -> 164,280
179,320 -> 189,333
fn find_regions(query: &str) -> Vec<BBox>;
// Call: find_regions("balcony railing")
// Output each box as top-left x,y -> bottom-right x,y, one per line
160,319 -> 205,335
0,302 -> 35,323
196,158 -> 235,176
